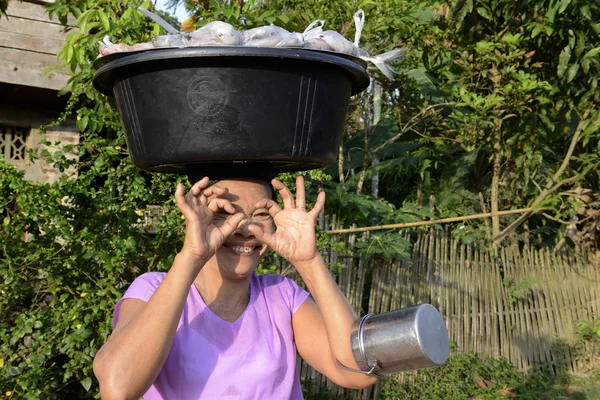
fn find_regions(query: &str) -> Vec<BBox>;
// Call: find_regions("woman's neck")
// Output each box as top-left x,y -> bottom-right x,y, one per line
193,264 -> 252,322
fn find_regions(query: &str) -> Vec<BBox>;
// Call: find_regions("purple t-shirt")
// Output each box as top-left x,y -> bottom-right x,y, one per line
113,272 -> 310,400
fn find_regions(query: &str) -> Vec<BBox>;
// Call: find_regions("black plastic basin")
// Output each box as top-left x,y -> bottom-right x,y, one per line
93,47 -> 369,174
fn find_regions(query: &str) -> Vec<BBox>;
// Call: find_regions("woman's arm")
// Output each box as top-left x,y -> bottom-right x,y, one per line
248,176 -> 377,389
292,254 -> 378,389
93,178 -> 243,400
93,251 -> 204,400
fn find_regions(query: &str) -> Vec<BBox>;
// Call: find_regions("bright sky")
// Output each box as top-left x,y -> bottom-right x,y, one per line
154,0 -> 190,23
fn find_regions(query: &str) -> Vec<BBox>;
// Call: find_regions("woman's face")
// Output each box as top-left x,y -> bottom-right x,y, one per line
208,178 -> 274,279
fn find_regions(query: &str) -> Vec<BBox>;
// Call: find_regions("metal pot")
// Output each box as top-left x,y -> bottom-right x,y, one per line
349,304 -> 449,376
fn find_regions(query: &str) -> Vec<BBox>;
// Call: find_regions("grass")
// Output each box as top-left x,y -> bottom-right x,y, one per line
302,352 -> 600,400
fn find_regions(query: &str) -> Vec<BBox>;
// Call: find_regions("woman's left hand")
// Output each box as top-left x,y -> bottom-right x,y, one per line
248,176 -> 325,265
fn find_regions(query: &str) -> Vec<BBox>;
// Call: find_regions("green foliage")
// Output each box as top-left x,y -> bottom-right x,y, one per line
303,350 -> 600,400
381,352 -> 525,399
0,0 -> 8,18
355,232 -> 412,263
302,380 -> 353,400
0,148 -> 187,398
380,351 -> 600,400
379,0 -> 600,245
0,5 -> 190,394
502,275 -> 536,304
3,0 -> 600,397
577,318 -> 600,343
3,1 -> 416,395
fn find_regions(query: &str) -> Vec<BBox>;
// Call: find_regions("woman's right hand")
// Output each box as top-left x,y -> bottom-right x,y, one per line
175,177 -> 244,264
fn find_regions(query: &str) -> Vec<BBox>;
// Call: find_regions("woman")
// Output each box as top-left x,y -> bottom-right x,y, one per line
93,175 -> 377,399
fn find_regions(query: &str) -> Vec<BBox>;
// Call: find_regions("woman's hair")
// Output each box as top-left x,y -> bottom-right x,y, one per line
185,165 -> 277,200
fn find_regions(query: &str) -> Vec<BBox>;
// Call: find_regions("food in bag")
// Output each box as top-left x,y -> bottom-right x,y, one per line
97,8 -> 404,81
243,25 -> 290,47
188,21 -> 243,46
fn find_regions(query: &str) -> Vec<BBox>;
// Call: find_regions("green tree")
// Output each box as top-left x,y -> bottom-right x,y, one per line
0,1 -> 416,397
3,0 -> 599,397
0,0 -> 8,18
378,0 -> 600,248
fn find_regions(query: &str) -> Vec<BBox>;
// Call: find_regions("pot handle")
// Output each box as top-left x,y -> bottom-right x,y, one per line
335,358 -> 382,377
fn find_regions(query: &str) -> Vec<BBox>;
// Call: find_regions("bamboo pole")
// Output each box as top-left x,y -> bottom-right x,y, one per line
326,208 -> 547,234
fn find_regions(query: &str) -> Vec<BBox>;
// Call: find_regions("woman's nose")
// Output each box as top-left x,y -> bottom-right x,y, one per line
234,217 -> 253,237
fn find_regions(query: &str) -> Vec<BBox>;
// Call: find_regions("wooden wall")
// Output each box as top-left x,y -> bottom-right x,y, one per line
0,0 -> 72,90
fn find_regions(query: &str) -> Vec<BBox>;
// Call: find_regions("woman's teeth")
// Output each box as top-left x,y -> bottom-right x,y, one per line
230,245 -> 257,254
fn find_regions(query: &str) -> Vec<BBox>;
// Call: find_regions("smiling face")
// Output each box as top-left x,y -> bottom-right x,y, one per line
207,178 -> 274,280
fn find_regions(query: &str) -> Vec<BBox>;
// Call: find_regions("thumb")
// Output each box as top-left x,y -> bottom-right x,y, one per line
175,184 -> 195,221
218,213 -> 245,238
248,224 -> 274,246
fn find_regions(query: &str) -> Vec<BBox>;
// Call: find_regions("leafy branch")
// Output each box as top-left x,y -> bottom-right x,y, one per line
494,110 -> 594,243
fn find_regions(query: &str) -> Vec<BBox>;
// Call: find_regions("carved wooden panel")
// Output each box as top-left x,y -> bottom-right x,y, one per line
0,125 -> 30,166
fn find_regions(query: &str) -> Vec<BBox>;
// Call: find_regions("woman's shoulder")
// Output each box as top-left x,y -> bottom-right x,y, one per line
256,273 -> 287,285
255,273 -> 300,291
113,272 -> 167,328
254,274 -> 309,313
128,271 -> 167,292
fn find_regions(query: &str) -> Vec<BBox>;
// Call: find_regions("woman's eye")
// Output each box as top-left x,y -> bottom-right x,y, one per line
253,212 -> 271,221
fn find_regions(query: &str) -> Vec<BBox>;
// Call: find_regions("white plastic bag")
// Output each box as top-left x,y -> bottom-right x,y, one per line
98,36 -> 131,56
303,19 -> 325,39
152,34 -> 189,48
243,25 -> 290,47
99,7 -> 404,81
350,9 -> 406,79
188,21 -> 243,46
302,20 -> 331,51
353,9 -> 365,47
317,30 -> 358,55
130,42 -> 154,51
138,7 -> 180,35
360,48 -> 406,79
276,32 -> 304,48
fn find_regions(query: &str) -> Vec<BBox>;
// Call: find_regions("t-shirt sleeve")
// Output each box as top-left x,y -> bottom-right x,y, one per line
112,272 -> 166,328
281,276 -> 311,315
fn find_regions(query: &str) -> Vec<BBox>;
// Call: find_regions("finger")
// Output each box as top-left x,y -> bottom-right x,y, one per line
272,179 -> 295,209
175,183 -> 185,204
247,224 -> 274,246
190,177 -> 211,207
255,198 -> 282,218
308,191 -> 326,219
203,184 -> 226,199
190,177 -> 210,196
185,186 -> 200,209
207,198 -> 236,214
218,213 -> 245,238
175,184 -> 194,219
202,185 -> 227,208
199,193 -> 208,208
295,175 -> 306,210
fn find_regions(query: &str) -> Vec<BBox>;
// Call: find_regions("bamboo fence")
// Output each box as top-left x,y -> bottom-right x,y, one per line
288,219 -> 600,399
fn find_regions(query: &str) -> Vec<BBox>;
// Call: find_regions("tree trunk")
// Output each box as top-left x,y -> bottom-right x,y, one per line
356,131 -> 369,194
371,82 -> 382,198
491,122 -> 502,240
338,141 -> 345,185
356,83 -> 373,195
371,158 -> 379,197
416,179 -> 423,206
479,192 -> 491,242
429,195 -> 436,215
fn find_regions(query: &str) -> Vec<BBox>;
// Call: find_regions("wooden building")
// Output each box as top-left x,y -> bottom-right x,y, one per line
0,0 -> 79,183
